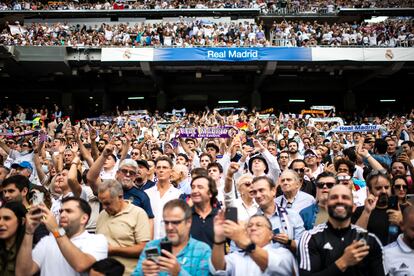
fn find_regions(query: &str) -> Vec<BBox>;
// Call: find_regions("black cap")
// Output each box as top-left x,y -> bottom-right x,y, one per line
136,159 -> 150,170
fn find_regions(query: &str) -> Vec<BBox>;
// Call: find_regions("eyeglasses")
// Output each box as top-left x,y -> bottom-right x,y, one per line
336,175 -> 351,182
119,169 -> 137,176
393,185 -> 408,190
162,218 -> 187,226
22,144 -> 29,147
293,168 -> 305,173
131,152 -> 140,156
279,156 -> 288,159
316,182 -> 335,189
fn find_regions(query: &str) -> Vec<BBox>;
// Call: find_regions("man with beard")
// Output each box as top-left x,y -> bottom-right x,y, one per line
133,199 -> 211,276
352,171 -> 403,245
287,139 -> 302,162
135,159 -> 155,191
384,206 -> 414,275
16,197 -> 108,275
299,185 -> 385,276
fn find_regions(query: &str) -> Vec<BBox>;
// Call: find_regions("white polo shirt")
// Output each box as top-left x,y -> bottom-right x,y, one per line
145,183 -> 182,239
384,234 -> 414,276
33,231 -> 108,276
209,244 -> 298,275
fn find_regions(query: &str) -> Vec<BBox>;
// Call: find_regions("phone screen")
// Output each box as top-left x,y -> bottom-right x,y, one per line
160,240 -> 172,257
145,248 -> 159,263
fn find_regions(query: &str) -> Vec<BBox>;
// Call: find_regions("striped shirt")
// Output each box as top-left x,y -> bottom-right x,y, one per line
132,237 -> 211,276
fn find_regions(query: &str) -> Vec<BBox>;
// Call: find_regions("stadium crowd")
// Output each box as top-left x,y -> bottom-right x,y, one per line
0,103 -> 413,275
0,0 -> 413,14
1,18 -> 413,47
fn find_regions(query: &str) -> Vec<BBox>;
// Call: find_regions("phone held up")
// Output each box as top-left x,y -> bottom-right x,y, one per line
160,239 -> 173,257
225,207 -> 238,223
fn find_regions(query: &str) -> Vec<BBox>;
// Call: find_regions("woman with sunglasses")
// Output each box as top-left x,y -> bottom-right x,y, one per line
0,201 -> 27,276
392,176 -> 412,207
224,164 -> 258,223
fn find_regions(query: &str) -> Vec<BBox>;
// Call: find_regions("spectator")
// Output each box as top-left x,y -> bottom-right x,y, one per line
300,172 -> 336,230
210,213 -> 298,275
384,205 -> 414,275
145,156 -> 182,240
251,176 -> 305,252
135,159 -> 155,190
133,199 -> 211,276
298,185 -> 385,275
96,179 -> 150,275
0,201 -> 27,276
189,175 -> 218,248
352,170 -> 403,245
16,197 -> 108,275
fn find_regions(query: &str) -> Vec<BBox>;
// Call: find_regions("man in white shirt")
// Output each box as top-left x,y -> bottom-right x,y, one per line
210,213 -> 298,275
16,197 -> 108,276
145,156 -> 182,240
384,205 -> 414,275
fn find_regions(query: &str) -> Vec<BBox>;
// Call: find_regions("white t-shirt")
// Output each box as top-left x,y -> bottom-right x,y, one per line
33,231 -> 108,276
145,184 -> 182,239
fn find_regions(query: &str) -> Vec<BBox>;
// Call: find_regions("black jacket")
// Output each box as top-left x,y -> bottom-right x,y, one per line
298,221 -> 385,276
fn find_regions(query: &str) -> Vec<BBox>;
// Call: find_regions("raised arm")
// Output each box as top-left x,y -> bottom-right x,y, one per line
68,156 -> 82,198
86,144 -> 114,193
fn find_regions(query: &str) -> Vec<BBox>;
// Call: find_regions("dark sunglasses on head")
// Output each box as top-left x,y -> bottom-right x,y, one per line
368,169 -> 388,177
316,182 -> 335,189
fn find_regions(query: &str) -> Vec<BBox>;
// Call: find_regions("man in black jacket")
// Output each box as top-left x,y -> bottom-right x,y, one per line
298,185 -> 385,276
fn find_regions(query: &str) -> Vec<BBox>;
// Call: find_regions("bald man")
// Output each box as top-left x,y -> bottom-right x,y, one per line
299,185 -> 385,276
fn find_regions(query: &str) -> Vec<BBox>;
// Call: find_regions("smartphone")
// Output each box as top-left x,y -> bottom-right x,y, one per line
225,207 -> 238,222
160,240 -> 172,257
388,195 -> 399,210
355,231 -> 368,244
272,228 -> 280,235
145,247 -> 159,263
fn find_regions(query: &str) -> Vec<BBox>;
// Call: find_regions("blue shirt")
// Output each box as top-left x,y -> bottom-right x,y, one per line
132,237 -> 211,276
123,186 -> 154,218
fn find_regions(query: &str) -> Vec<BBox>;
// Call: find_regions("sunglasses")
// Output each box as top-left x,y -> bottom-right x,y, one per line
22,144 -> 29,147
304,154 -> 316,159
162,218 -> 187,226
6,141 -> 15,145
120,169 -> 137,176
293,168 -> 305,173
316,182 -> 335,189
241,181 -> 252,187
131,152 -> 140,155
393,185 -> 408,190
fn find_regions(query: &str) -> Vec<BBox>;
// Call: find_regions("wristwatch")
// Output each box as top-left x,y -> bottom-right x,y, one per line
52,227 -> 66,238
244,242 -> 256,254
